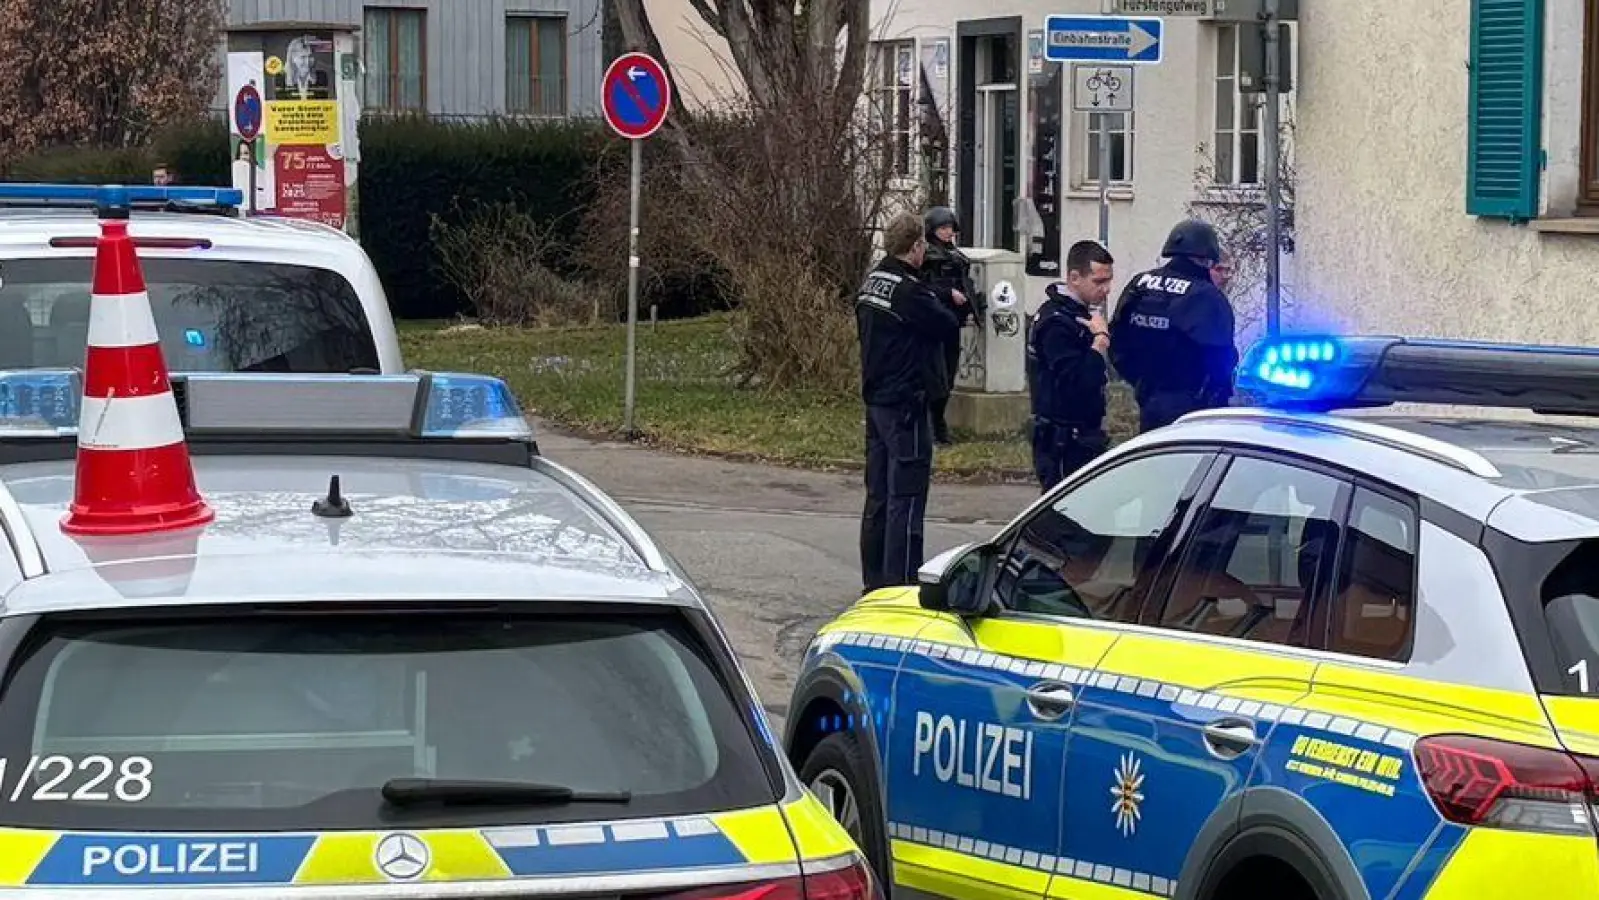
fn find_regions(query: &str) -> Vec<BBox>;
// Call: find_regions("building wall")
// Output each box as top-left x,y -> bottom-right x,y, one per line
1295,0 -> 1599,343
215,0 -> 603,118
644,0 -> 739,108
868,1 -> 1293,323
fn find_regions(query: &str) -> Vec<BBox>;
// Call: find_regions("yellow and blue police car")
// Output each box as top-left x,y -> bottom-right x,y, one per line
0,184 -> 872,895
784,336 -> 1599,900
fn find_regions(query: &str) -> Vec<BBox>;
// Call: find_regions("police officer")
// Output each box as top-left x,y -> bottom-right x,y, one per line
1027,241 -> 1116,492
856,212 -> 964,593
919,206 -> 981,445
1109,219 -> 1239,433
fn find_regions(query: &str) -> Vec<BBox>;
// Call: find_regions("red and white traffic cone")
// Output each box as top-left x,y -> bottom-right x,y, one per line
60,210 -> 213,538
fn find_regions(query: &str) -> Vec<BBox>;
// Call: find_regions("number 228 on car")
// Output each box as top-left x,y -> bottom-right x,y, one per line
784,337 -> 1599,900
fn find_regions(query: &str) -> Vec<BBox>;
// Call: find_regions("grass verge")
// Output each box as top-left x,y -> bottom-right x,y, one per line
400,315 -> 1138,480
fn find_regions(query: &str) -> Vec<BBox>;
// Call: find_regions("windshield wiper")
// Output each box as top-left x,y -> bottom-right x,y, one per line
381,777 -> 632,808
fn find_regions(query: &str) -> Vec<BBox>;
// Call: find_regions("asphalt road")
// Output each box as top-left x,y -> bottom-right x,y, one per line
536,423 -> 1040,733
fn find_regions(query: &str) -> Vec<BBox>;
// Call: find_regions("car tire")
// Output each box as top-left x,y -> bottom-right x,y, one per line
799,730 -> 893,895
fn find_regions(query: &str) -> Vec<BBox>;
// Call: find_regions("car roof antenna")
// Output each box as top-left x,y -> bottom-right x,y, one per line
312,475 -> 354,519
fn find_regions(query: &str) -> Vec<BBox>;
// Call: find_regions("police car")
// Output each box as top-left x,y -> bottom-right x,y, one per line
785,335 -> 1599,900
0,184 -> 402,374
0,213 -> 873,896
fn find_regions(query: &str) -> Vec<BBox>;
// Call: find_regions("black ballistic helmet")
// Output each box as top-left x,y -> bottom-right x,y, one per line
1160,219 -> 1223,265
924,206 -> 960,237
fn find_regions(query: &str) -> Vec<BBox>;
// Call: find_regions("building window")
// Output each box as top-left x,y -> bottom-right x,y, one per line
364,7 -> 426,111
1075,111 -> 1134,186
1209,23 -> 1296,188
507,16 -> 567,116
869,39 -> 917,180
1581,0 -> 1599,213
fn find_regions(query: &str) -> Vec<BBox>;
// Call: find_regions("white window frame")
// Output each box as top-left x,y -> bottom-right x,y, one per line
1073,109 -> 1135,189
868,38 -> 919,188
1206,22 -> 1297,192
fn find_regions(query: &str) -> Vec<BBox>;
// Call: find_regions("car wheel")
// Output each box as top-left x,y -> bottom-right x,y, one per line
799,730 -> 892,894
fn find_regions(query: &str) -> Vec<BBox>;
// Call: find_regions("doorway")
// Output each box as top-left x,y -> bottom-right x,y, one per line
957,18 -> 1022,252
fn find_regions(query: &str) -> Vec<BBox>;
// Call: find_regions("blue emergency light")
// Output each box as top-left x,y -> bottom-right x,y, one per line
0,369 -> 531,441
0,183 -> 244,212
1236,335 -> 1599,416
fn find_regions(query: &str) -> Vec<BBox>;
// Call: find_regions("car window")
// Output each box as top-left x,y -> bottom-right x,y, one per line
0,257 -> 380,373
0,610 -> 775,830
1325,488 -> 1417,661
995,452 -> 1210,622
1158,456 -> 1344,646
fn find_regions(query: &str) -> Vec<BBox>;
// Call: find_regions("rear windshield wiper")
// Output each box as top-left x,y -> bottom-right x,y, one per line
381,777 -> 632,808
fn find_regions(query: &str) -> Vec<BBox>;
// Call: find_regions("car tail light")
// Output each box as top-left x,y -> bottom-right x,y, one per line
1416,734 -> 1599,835
50,236 -> 211,249
650,858 -> 878,900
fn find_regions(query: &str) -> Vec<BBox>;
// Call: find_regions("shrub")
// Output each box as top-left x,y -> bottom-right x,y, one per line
430,199 -> 616,327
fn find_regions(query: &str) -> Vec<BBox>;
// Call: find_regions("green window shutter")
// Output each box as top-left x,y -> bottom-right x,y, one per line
1467,0 -> 1544,218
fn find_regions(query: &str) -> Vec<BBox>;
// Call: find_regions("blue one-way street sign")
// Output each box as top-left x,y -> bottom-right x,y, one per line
1045,15 -> 1164,65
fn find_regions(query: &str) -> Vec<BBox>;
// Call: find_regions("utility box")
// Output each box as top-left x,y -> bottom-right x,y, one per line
225,23 -> 362,237
949,248 -> 1031,436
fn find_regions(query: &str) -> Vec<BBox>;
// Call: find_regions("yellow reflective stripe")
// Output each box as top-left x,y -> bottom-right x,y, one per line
1537,696 -> 1599,756
0,829 -> 56,887
1045,874 -> 1159,899
891,840 -> 1045,900
1423,827 -> 1599,898
1306,664 -> 1559,747
709,806 -> 797,866
418,831 -> 515,882
781,792 -> 858,861
294,831 -> 512,884
293,832 -> 383,884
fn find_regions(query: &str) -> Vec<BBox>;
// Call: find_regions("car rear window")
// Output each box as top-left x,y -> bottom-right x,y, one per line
0,608 -> 777,830
1537,541 -> 1599,697
0,257 -> 380,373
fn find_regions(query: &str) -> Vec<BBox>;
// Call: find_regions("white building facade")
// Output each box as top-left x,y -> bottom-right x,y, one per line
1295,0 -> 1599,343
866,1 -> 1298,322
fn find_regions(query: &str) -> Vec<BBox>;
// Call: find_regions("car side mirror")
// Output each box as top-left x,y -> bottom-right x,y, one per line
917,542 -> 996,617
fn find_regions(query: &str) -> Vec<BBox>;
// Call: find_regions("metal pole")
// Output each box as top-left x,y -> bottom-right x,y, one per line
623,137 -> 643,435
1263,0 -> 1282,336
1097,112 -> 1111,247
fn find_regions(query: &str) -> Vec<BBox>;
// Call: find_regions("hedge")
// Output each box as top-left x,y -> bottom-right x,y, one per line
3,115 -> 610,320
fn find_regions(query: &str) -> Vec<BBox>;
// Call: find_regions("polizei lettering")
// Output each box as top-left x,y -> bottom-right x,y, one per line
912,711 -> 1032,799
82,841 -> 260,878
1135,273 -> 1192,294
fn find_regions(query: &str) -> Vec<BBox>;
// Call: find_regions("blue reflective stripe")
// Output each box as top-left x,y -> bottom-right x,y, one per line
490,819 -> 746,876
29,834 -> 315,886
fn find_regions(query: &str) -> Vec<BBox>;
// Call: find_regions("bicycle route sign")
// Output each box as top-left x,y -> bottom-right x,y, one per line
1072,65 -> 1134,113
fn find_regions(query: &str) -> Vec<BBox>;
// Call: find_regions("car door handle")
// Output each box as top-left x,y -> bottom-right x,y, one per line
1025,683 -> 1076,720
1201,718 -> 1259,757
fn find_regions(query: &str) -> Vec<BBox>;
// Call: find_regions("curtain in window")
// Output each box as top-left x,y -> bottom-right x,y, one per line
397,11 -> 424,110
363,9 -> 392,109
506,18 -> 534,113
536,19 -> 566,115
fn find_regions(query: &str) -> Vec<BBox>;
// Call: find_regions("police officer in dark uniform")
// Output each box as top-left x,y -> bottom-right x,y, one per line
1109,219 -> 1239,433
919,206 -> 981,445
856,213 -> 964,593
1027,241 -> 1116,492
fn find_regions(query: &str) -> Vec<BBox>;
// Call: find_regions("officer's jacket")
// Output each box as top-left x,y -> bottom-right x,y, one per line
856,256 -> 962,408
1027,293 -> 1108,428
1108,257 -> 1239,405
920,241 -> 980,326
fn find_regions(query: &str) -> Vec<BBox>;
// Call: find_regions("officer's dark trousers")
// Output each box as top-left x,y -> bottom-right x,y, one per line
860,401 -> 934,592
929,340 -> 961,441
1031,420 -> 1109,492
1137,392 -> 1207,434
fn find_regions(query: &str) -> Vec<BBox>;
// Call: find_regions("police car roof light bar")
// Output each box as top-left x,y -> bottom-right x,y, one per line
1238,335 -> 1599,416
0,183 -> 244,217
0,370 -> 533,442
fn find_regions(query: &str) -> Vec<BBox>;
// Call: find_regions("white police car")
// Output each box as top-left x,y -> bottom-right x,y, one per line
0,184 -> 401,375
785,336 -> 1599,900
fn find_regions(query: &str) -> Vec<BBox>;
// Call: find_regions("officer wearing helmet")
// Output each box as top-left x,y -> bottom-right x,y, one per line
919,206 -> 981,444
1109,219 -> 1239,433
